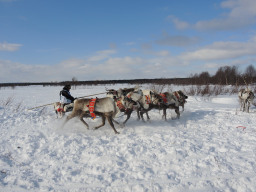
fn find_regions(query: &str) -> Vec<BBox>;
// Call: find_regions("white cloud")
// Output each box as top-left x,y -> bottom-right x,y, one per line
0,42 -> 22,51
202,62 -> 222,69
87,49 -> 116,62
59,58 -> 85,68
1,34 -> 256,83
0,60 -> 48,82
96,57 -> 141,75
171,0 -> 256,31
180,35 -> 256,61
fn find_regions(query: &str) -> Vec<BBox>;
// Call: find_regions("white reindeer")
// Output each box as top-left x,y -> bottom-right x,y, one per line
53,102 -> 74,118
238,89 -> 255,113
125,89 -> 163,122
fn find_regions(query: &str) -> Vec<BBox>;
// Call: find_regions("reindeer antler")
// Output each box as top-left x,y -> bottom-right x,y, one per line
243,76 -> 249,90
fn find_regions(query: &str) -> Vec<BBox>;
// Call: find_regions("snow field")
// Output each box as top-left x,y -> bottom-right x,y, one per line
0,85 -> 256,192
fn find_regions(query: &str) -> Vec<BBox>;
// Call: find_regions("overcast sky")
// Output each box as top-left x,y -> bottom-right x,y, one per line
1,0 -> 256,83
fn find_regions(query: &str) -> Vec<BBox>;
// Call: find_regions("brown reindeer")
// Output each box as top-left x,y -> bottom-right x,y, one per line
63,96 -> 133,134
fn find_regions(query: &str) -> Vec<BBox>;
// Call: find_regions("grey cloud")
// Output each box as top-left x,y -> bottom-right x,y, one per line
155,34 -> 199,47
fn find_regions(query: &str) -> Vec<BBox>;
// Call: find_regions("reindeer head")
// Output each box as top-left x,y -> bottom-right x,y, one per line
177,90 -> 188,104
248,91 -> 255,102
106,89 -> 123,99
150,91 -> 163,105
123,95 -> 137,106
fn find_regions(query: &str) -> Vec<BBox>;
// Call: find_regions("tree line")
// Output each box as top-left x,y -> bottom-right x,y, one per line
0,64 -> 255,88
188,64 -> 256,85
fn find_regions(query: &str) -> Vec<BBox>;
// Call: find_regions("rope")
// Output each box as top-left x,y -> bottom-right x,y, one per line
76,92 -> 107,99
27,92 -> 107,110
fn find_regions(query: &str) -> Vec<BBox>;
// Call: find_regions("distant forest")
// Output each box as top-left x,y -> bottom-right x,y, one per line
0,64 -> 255,88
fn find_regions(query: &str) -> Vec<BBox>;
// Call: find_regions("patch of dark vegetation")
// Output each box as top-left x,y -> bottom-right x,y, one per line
0,64 -> 255,89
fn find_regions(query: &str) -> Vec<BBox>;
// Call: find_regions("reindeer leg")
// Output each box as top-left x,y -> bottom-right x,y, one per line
246,101 -> 250,113
55,110 -> 59,118
112,118 -> 120,125
175,107 -> 180,119
94,116 -> 106,129
112,118 -> 127,128
163,108 -> 167,121
79,114 -> 89,129
140,111 -> 146,122
242,101 -> 246,112
146,111 -> 150,121
181,104 -> 184,112
239,99 -> 243,111
137,108 -> 141,121
112,118 -> 126,128
62,112 -> 77,127
123,110 -> 132,125
107,116 -> 119,134
60,111 -> 65,119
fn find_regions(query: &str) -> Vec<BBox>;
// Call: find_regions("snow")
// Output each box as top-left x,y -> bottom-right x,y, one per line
0,84 -> 256,192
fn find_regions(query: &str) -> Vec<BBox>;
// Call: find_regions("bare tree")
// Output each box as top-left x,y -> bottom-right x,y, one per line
212,66 -> 239,85
198,71 -> 211,85
244,65 -> 256,84
72,77 -> 78,89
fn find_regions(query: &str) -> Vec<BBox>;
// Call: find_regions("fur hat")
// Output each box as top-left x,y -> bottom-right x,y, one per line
64,84 -> 71,90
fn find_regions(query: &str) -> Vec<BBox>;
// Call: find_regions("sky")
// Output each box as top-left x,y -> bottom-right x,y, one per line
0,0 -> 256,83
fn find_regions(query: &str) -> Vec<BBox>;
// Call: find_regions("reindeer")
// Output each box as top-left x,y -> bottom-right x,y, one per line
129,89 -> 188,122
63,96 -> 133,134
53,102 -> 74,118
106,89 -> 136,126
106,87 -> 140,124
124,89 -> 163,122
106,88 -> 135,99
238,89 -> 255,113
173,90 -> 188,112
159,90 -> 188,121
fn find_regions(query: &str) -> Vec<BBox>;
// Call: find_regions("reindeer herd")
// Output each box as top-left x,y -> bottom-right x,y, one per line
55,86 -> 187,134
54,86 -> 255,134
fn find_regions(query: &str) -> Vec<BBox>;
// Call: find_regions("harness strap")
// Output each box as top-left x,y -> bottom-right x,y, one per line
86,98 -> 97,120
174,91 -> 180,100
116,99 -> 126,111
160,93 -> 167,104
56,103 -> 65,112
145,95 -> 151,104
127,93 -> 132,98
57,107 -> 65,112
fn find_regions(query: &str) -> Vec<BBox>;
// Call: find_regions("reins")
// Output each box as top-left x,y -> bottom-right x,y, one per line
27,92 -> 107,110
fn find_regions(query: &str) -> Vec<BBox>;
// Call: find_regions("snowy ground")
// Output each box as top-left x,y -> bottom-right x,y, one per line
0,85 -> 256,192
